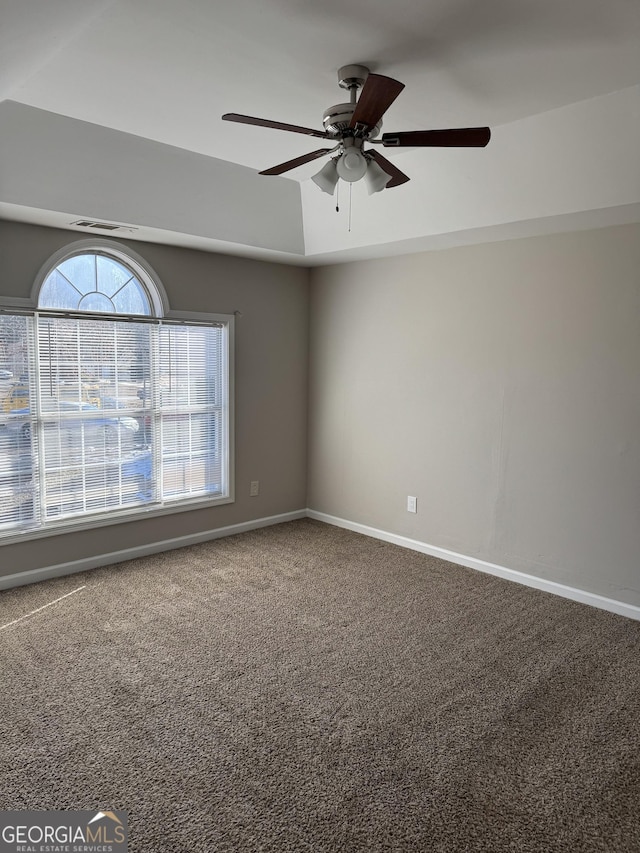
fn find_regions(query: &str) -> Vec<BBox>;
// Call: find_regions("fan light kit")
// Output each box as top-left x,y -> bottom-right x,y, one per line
222,64 -> 491,196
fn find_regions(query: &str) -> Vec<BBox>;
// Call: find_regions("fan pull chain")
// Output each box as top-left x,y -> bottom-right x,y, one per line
348,182 -> 352,232
335,180 -> 340,213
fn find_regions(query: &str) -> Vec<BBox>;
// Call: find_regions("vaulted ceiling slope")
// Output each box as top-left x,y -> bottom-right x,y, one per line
1,0 -> 639,265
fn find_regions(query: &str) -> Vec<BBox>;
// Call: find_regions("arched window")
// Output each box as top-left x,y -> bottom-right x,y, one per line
39,252 -> 153,315
34,242 -> 166,317
0,242 -> 232,539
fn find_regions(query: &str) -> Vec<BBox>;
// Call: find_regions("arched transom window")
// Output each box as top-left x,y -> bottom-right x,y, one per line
39,252 -> 153,315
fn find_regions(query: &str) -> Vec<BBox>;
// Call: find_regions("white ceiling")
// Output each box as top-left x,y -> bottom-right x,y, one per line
2,0 -> 640,264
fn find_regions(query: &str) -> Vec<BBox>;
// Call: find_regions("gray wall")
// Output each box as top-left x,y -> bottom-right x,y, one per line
307,224 -> 640,606
3,219 -> 639,610
0,221 -> 309,578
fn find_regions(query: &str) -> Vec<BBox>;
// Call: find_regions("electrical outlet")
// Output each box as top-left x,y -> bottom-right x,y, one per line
250,480 -> 260,497
407,495 -> 417,513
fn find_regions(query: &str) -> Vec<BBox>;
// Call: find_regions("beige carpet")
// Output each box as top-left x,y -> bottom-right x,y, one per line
1,519 -> 639,852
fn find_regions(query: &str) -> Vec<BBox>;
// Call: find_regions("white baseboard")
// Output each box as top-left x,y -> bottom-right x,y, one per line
0,509 -> 307,591
4,507 -> 639,623
307,509 -> 640,622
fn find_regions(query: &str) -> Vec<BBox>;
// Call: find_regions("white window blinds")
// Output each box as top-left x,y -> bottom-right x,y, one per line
0,311 -> 230,536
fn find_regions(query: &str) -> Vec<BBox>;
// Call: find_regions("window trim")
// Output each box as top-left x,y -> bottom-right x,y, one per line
0,480 -> 235,545
0,241 -> 235,544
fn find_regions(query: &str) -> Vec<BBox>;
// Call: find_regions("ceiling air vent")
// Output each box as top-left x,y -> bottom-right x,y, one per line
72,220 -> 137,232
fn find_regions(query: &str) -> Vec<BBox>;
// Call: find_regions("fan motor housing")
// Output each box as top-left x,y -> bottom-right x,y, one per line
322,103 -> 381,138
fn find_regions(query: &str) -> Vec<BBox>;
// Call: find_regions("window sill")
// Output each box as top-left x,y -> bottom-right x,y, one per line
0,492 -> 235,546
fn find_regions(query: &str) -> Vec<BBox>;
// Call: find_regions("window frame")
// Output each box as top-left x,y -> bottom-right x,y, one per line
0,240 -> 235,544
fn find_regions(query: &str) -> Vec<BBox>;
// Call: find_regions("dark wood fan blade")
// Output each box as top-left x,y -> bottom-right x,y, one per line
222,113 -> 331,139
381,127 -> 491,147
349,74 -> 405,131
368,149 -> 410,188
259,148 -> 333,176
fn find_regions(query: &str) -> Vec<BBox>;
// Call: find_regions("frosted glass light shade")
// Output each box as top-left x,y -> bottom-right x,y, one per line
311,159 -> 339,194
365,159 -> 392,194
336,149 -> 368,182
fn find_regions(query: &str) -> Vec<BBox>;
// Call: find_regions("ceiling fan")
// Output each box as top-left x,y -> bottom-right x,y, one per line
222,64 -> 490,195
